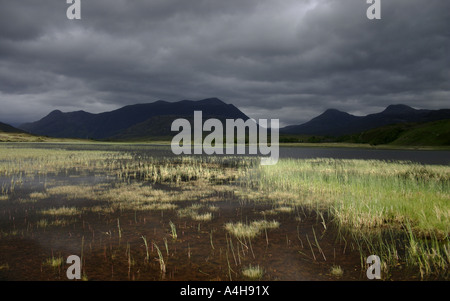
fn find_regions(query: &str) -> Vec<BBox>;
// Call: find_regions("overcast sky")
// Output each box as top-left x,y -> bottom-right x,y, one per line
0,0 -> 449,127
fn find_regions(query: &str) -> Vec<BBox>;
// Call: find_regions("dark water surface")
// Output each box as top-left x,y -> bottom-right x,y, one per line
279,147 -> 450,165
9,143 -> 448,165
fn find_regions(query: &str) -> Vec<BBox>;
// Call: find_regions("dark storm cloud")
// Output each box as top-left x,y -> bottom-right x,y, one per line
0,0 -> 449,126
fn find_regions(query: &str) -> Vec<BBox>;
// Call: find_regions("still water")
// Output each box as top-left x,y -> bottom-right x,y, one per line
4,143 -> 450,165
279,147 -> 450,165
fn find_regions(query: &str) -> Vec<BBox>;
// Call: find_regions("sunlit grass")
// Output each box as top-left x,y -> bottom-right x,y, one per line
252,159 -> 449,235
0,263 -> 9,271
250,158 -> 450,278
225,220 -> 280,239
40,206 -> 81,216
192,212 -> 213,221
43,256 -> 64,269
261,206 -> 294,216
37,219 -> 49,229
177,203 -> 218,221
29,192 -> 48,199
45,185 -> 96,200
330,265 -> 344,277
242,265 -> 264,279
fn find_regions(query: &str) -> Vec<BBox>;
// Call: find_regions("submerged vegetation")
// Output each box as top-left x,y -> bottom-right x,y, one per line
0,143 -> 448,280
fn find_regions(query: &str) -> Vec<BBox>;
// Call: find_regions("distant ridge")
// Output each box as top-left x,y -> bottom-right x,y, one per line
280,104 -> 450,136
19,98 -> 249,139
0,121 -> 27,133
17,101 -> 450,141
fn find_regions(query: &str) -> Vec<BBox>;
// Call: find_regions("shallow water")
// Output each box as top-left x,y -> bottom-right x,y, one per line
0,143 -> 447,281
0,173 -> 426,281
0,192 -> 366,281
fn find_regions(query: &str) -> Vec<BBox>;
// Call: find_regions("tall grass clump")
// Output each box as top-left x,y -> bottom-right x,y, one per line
242,265 -> 264,279
43,256 -> 64,269
225,220 -> 280,239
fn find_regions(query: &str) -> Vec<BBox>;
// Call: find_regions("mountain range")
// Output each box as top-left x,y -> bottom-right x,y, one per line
280,104 -> 450,136
8,99 -> 450,141
19,98 -> 249,140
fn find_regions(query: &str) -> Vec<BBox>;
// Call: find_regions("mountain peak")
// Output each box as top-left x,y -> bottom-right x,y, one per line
323,108 -> 347,115
382,104 -> 416,114
48,109 -> 63,116
317,108 -> 352,119
198,98 -> 226,105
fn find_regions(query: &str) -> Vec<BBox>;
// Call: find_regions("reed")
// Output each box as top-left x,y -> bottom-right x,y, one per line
117,218 -> 122,239
169,220 -> 177,240
153,242 -> 166,274
141,235 -> 149,262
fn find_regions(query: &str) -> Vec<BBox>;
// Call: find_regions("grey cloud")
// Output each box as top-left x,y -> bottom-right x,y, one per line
0,0 -> 449,126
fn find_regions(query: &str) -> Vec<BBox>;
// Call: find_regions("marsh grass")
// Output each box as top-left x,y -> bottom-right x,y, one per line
43,256 -> 64,269
40,206 -> 81,216
192,212 -> 213,221
225,220 -> 280,239
2,143 -> 448,280
29,192 -> 48,199
0,263 -> 9,271
242,264 -> 264,279
141,236 -> 150,263
153,242 -> 166,274
49,218 -> 75,227
177,203 -> 215,221
37,219 -> 49,229
251,158 -> 450,278
261,206 -> 294,216
169,221 -> 177,240
0,230 -> 20,238
45,185 -> 96,200
252,159 -> 449,233
330,265 -> 343,277
15,197 -> 37,204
